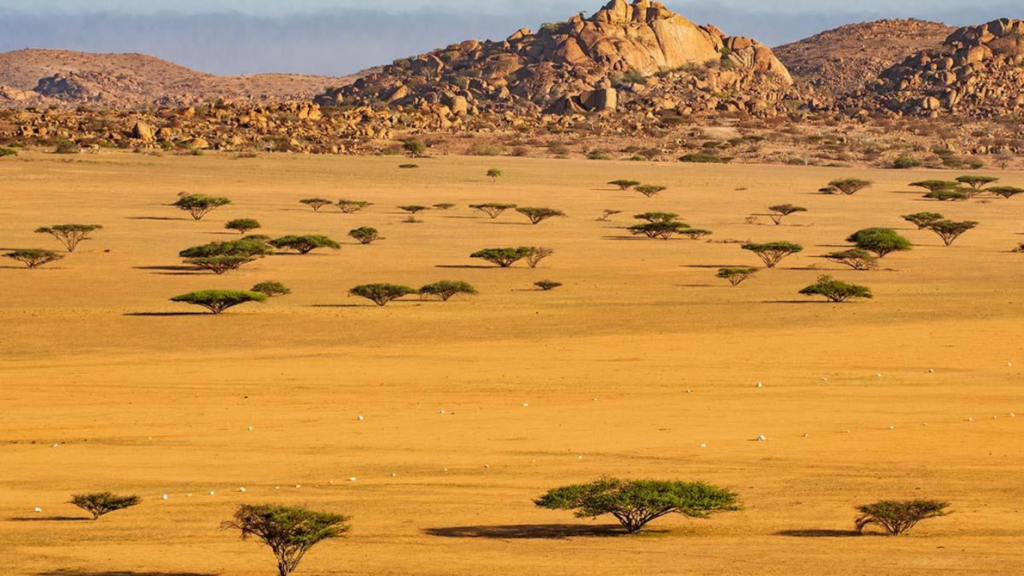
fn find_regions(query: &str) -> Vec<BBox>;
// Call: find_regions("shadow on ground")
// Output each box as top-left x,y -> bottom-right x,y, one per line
777,529 -> 862,538
9,516 -> 89,522
38,572 -> 218,576
424,524 -> 628,539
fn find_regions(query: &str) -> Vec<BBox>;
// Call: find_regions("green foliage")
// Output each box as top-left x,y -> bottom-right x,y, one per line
597,209 -> 622,221
516,207 -> 566,225
69,492 -> 141,520
525,247 -> 554,268
634,185 -> 667,198
634,212 -> 679,223
433,203 -> 456,210
349,227 -> 382,245
846,228 -> 912,258
767,204 -> 807,225
54,139 -> 81,154
179,239 -> 273,274
855,500 -> 949,536
252,282 -> 291,297
226,219 -> 261,234
956,175 -> 998,191
823,249 -> 878,271
173,194 -> 232,220
0,146 -> 17,157
535,478 -> 739,534
717,268 -> 759,287
3,249 -> 64,269
902,212 -> 944,229
925,220 -> 978,247
300,198 -> 333,212
629,221 -> 691,240
223,504 -> 350,576
679,228 -> 713,240
924,190 -> 970,201
403,140 -> 426,156
337,200 -> 372,214
892,156 -> 921,169
799,275 -> 873,303
616,69 -> 648,86
399,205 -> 430,214
679,153 -> 731,164
34,224 -> 103,252
470,203 -> 517,219
828,179 -> 873,195
170,290 -> 267,314
586,150 -> 612,161
419,280 -> 478,301
470,247 -> 534,267
988,186 -> 1024,199
349,283 -> 417,306
487,168 -> 503,181
609,180 -> 641,191
909,180 -> 960,193
741,242 -> 803,268
270,235 -> 341,255
535,280 -> 563,291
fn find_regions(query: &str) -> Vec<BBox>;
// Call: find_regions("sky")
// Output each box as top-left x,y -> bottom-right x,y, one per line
0,1 -> 1019,76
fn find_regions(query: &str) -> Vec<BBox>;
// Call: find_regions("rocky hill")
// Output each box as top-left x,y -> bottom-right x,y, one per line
775,20 -> 954,95
862,18 -> 1024,117
0,49 -> 361,108
319,0 -> 799,120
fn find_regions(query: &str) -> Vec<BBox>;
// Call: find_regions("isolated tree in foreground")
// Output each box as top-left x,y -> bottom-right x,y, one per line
300,198 -> 333,212
535,478 -> 739,534
717,268 -> 759,286
470,247 -> 534,268
349,283 -> 417,306
173,194 -> 232,220
535,280 -> 563,291
987,186 -> 1024,199
525,247 -> 554,268
902,213 -> 943,230
348,227 -> 382,245
419,281 -> 477,301
170,290 -> 267,314
799,275 -> 872,303
824,249 -> 878,271
767,204 -> 807,226
634,212 -> 679,223
252,282 -> 291,298
846,228 -> 912,258
741,242 -> 803,268
827,179 -> 872,195
470,203 -> 518,219
956,175 -> 999,194
69,492 -> 140,520
855,500 -> 949,536
223,504 -> 350,576
609,179 -> 641,191
270,235 -> 341,255
225,219 -> 261,235
4,249 -> 64,269
597,209 -> 622,222
629,221 -> 691,240
337,200 -> 372,214
635,185 -> 667,198
517,207 -> 566,225
34,224 -> 103,252
487,168 -> 503,182
925,220 -> 978,247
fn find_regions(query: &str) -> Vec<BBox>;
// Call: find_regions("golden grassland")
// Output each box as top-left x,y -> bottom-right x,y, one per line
1,151 -> 1022,575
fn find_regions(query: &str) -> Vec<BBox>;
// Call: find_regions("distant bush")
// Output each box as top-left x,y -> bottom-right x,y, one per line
855,500 -> 949,536
799,275 -> 873,303
717,268 -> 759,286
468,142 -> 504,156
516,207 -> 566,225
3,249 -> 64,269
470,203 -> 517,219
173,194 -> 232,220
470,247 -> 534,268
403,140 -> 426,157
767,204 -> 807,225
586,150 -> 612,161
180,239 -> 272,274
270,235 -> 341,255
956,175 -> 998,193
225,219 -> 261,235
0,146 -> 16,157
433,203 -> 456,210
597,209 -> 622,222
337,200 -> 372,214
609,180 -> 641,191
251,281 -> 291,298
924,190 -> 970,201
69,492 -> 140,520
525,247 -> 554,268
54,139 -> 81,154
909,180 -> 960,194
679,153 -> 731,164
987,186 -> 1024,199
171,290 -> 267,314
634,212 -> 679,223
827,179 -> 872,195
487,168 -> 503,182
846,228 -> 912,258
534,280 -> 563,291
741,242 -> 803,268
629,221 -> 690,240
348,227 -> 382,245
634,185 -> 667,198
419,280 -> 477,301
349,283 -> 417,306
34,224 -> 103,252
223,504 -> 350,576
892,156 -> 921,169
300,198 -> 333,212
824,249 -> 877,271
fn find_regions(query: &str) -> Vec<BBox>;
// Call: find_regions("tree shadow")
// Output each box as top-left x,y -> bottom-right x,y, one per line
777,529 -> 862,538
125,216 -> 190,222
424,524 -> 627,539
764,300 -> 835,305
435,264 -> 499,269
124,312 -> 209,317
10,516 -> 90,522
307,304 -> 363,308
601,236 -> 676,242
680,264 -> 750,269
37,572 -> 218,576
133,265 -> 206,276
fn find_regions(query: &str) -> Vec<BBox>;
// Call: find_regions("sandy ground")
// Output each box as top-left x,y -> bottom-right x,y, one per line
1,151 -> 1022,576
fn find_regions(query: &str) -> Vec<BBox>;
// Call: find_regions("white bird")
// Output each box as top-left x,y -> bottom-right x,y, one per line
438,410 -> 445,415
700,443 -> 707,448
522,403 -> 529,407
755,382 -> 763,388
876,373 -> 883,378
247,426 -> 253,431
391,473 -> 397,477
1011,413 -> 1017,418
968,417 -> 974,422
239,487 -> 246,493
162,494 -> 168,500
208,491 -> 215,496
889,426 -> 895,430
803,434 -> 809,438
928,369 -> 935,374
51,443 -> 59,448
295,484 -> 301,489
821,378 -> 829,382
578,455 -> 584,460
685,389 -> 692,394
186,493 -> 193,498
484,464 -> 490,469
348,477 -> 357,482
846,430 -> 851,434
34,507 -> 42,513
756,435 -> 767,442
357,415 -> 364,421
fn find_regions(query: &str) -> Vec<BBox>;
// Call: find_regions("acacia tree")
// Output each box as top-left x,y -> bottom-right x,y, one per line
824,249 -> 877,270
526,247 -> 554,268
225,219 -> 261,235
629,221 -> 690,240
828,179 -> 873,195
535,280 -> 563,291
349,283 -> 417,306
349,227 -> 382,245
337,200 -> 372,214
988,186 -> 1024,199
926,220 -> 978,247
171,290 -> 267,314
300,198 -> 333,212
4,249 -> 64,269
847,228 -> 912,258
597,209 -> 622,222
419,281 -> 477,301
855,500 -> 950,536
924,189 -> 970,201
433,203 -> 456,210
741,242 -> 803,268
69,492 -> 140,520
399,205 -> 429,222
35,224 -> 103,252
717,268 -> 758,286
799,275 -> 873,303
270,235 -> 341,255
635,185 -> 667,198
910,180 -> 961,194
470,247 -> 534,267
902,213 -> 943,230
609,179 -> 641,191
679,228 -> 713,240
252,282 -> 291,297
767,204 -> 807,226
634,212 -> 679,223
173,194 -> 232,220
223,504 -> 350,576
517,207 -> 566,225
470,203 -> 518,219
487,168 -> 503,182
535,478 -> 739,534
180,239 -> 273,274
956,175 -> 999,195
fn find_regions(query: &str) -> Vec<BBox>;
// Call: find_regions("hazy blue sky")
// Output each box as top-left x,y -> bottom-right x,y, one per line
0,1 -> 1019,76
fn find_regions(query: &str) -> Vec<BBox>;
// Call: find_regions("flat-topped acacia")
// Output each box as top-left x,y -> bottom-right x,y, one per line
634,185 -> 667,198
4,249 -> 64,269
69,492 -> 140,520
925,220 -> 978,247
348,227 -> 382,245
34,224 -> 103,252
767,204 -> 807,225
223,504 -> 350,576
855,500 -> 949,536
173,193 -> 232,220
252,282 -> 291,297
824,249 -> 877,270
629,221 -> 691,240
270,235 -> 341,255
170,290 -> 267,314
419,281 -> 477,301
225,219 -> 261,234
846,228 -> 912,258
741,242 -> 803,268
349,283 -> 417,306
827,179 -> 872,195
470,247 -> 534,267
902,213 -> 943,229
337,200 -> 372,214
470,203 -> 517,219
717,268 -> 759,286
300,198 -> 333,212
634,212 -> 679,223
609,180 -> 640,191
516,207 -> 566,225
799,275 -> 872,303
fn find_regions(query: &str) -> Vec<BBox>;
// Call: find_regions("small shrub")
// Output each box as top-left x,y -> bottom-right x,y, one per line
956,175 -> 998,192
69,492 -> 140,520
586,150 -> 612,161
54,139 -> 81,154
470,247 -> 533,268
909,180 -> 960,194
223,504 -> 349,576
635,185 -> 667,198
398,163 -> 419,169
225,219 -> 261,235
300,198 -> 333,212
403,140 -> 425,156
679,228 -> 713,240
717,268 -> 758,286
180,239 -> 273,274
828,179 -> 872,195
173,194 -> 232,220
4,249 -> 64,269
516,207 -> 566,225
741,242 -> 803,268
34,224 -> 103,252
799,275 -> 873,303
433,203 -> 455,210
170,290 -> 267,314
925,220 -> 978,247
470,203 -> 517,219
349,283 -> 416,306
924,189 -> 970,201
824,249 -> 877,270
270,235 -> 341,255
679,153 -> 731,164
855,500 -> 950,536
487,168 -> 503,182
534,280 -> 563,291
252,281 -> 291,297
419,280 -> 477,301
609,180 -> 641,191
892,156 -> 921,169
0,146 -> 17,158
847,228 -> 912,258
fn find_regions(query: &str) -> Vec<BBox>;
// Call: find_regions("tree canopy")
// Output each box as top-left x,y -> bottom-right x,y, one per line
252,282 -> 291,297
717,268 -> 759,286
516,207 -> 566,225
4,249 -> 64,269
69,492 -> 140,520
855,500 -> 949,536
629,221 -> 691,240
223,504 -> 350,576
349,227 -> 382,245
337,200 -> 372,214
470,203 -> 517,219
470,247 -> 534,267
902,213 -> 943,229
823,249 -> 877,271
799,275 -> 873,303
34,224 -> 103,252
634,185 -> 667,198
225,219 -> 261,234
419,281 -> 478,301
846,228 -> 912,258
827,179 -> 872,195
925,220 -> 978,247
609,180 -> 641,191
173,194 -> 232,220
270,235 -> 341,254
171,290 -> 267,314
741,242 -> 803,268
767,204 -> 807,225
300,198 -> 333,212
349,284 -> 417,306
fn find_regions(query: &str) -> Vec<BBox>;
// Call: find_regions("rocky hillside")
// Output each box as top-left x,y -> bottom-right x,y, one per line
0,49 -> 361,108
319,0 -> 799,119
775,20 -> 954,95
863,19 -> 1024,117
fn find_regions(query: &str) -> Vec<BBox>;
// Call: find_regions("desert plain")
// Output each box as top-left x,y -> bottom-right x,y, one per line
1,150 -> 1022,575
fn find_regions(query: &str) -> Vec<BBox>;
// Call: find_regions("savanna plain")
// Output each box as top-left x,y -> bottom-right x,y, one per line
1,151 -> 1022,575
